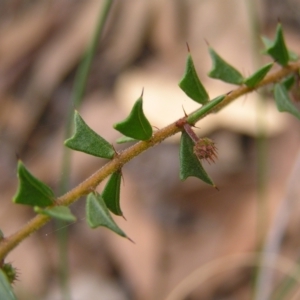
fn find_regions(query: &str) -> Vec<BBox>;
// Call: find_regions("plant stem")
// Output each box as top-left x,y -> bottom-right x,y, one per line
1,61 -> 300,260
244,1 -> 272,299
187,95 -> 225,124
60,0 -> 113,193
56,1 -> 113,299
72,0 -> 113,109
272,254 -> 300,300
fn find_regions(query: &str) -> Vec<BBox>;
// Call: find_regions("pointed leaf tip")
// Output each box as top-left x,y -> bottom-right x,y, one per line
265,23 -> 289,66
86,192 -> 128,238
102,171 -> 123,216
64,111 -> 115,159
186,42 -> 190,52
179,132 -> 215,186
13,161 -> 54,207
113,96 -> 152,141
179,53 -> 209,104
208,47 -> 244,84
204,39 -> 210,47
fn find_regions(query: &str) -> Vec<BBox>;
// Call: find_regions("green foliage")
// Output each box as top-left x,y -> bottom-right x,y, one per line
179,131 -> 215,186
64,111 -> 115,159
86,192 -> 127,238
288,50 -> 298,62
13,161 -> 54,207
1,264 -> 17,285
262,23 -> 289,66
187,95 -> 225,125
34,206 -> 76,222
208,47 -> 244,84
244,63 -> 273,88
116,136 -> 137,144
0,270 -> 17,300
102,171 -> 123,216
282,74 -> 295,90
274,83 -> 300,119
179,53 -> 209,104
114,95 -> 152,141
3,21 -> 300,299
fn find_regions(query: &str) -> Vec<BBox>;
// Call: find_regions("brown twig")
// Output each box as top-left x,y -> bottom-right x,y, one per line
0,61 -> 300,260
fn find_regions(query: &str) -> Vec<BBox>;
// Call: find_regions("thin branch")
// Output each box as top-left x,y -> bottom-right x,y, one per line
0,61 -> 300,260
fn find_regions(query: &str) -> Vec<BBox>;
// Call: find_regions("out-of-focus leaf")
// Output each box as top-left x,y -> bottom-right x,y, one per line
282,75 -> 295,91
86,192 -> 127,238
34,206 -> 76,222
179,53 -> 209,104
288,50 -> 298,61
179,131 -> 215,187
102,171 -> 123,216
244,63 -> 273,88
0,270 -> 17,300
263,23 -> 289,66
13,161 -> 54,207
114,96 -> 152,141
208,47 -> 244,84
274,83 -> 300,119
64,111 -> 115,159
261,36 -> 272,49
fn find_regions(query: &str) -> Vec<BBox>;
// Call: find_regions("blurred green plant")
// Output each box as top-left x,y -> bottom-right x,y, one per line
1,21 -> 300,299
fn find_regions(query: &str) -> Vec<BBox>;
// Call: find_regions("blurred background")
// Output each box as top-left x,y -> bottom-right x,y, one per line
1,0 -> 300,299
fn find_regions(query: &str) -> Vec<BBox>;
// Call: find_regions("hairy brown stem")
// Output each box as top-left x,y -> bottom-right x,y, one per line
0,61 -> 300,260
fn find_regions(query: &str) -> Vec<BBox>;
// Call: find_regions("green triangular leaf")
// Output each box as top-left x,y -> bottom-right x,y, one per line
0,270 -> 17,300
274,83 -> 300,119
64,111 -> 115,159
262,35 -> 296,61
13,161 -> 54,207
102,171 -> 123,216
282,74 -> 295,91
179,53 -> 209,104
116,136 -> 137,144
261,36 -> 273,49
86,192 -> 127,238
113,96 -> 152,141
208,47 -> 244,84
244,63 -> 273,88
34,206 -> 77,222
179,131 -> 215,186
264,23 -> 289,66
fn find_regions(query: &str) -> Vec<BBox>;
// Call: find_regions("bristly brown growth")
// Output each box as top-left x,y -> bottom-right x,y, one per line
1,263 -> 19,284
193,138 -> 218,164
182,123 -> 218,164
